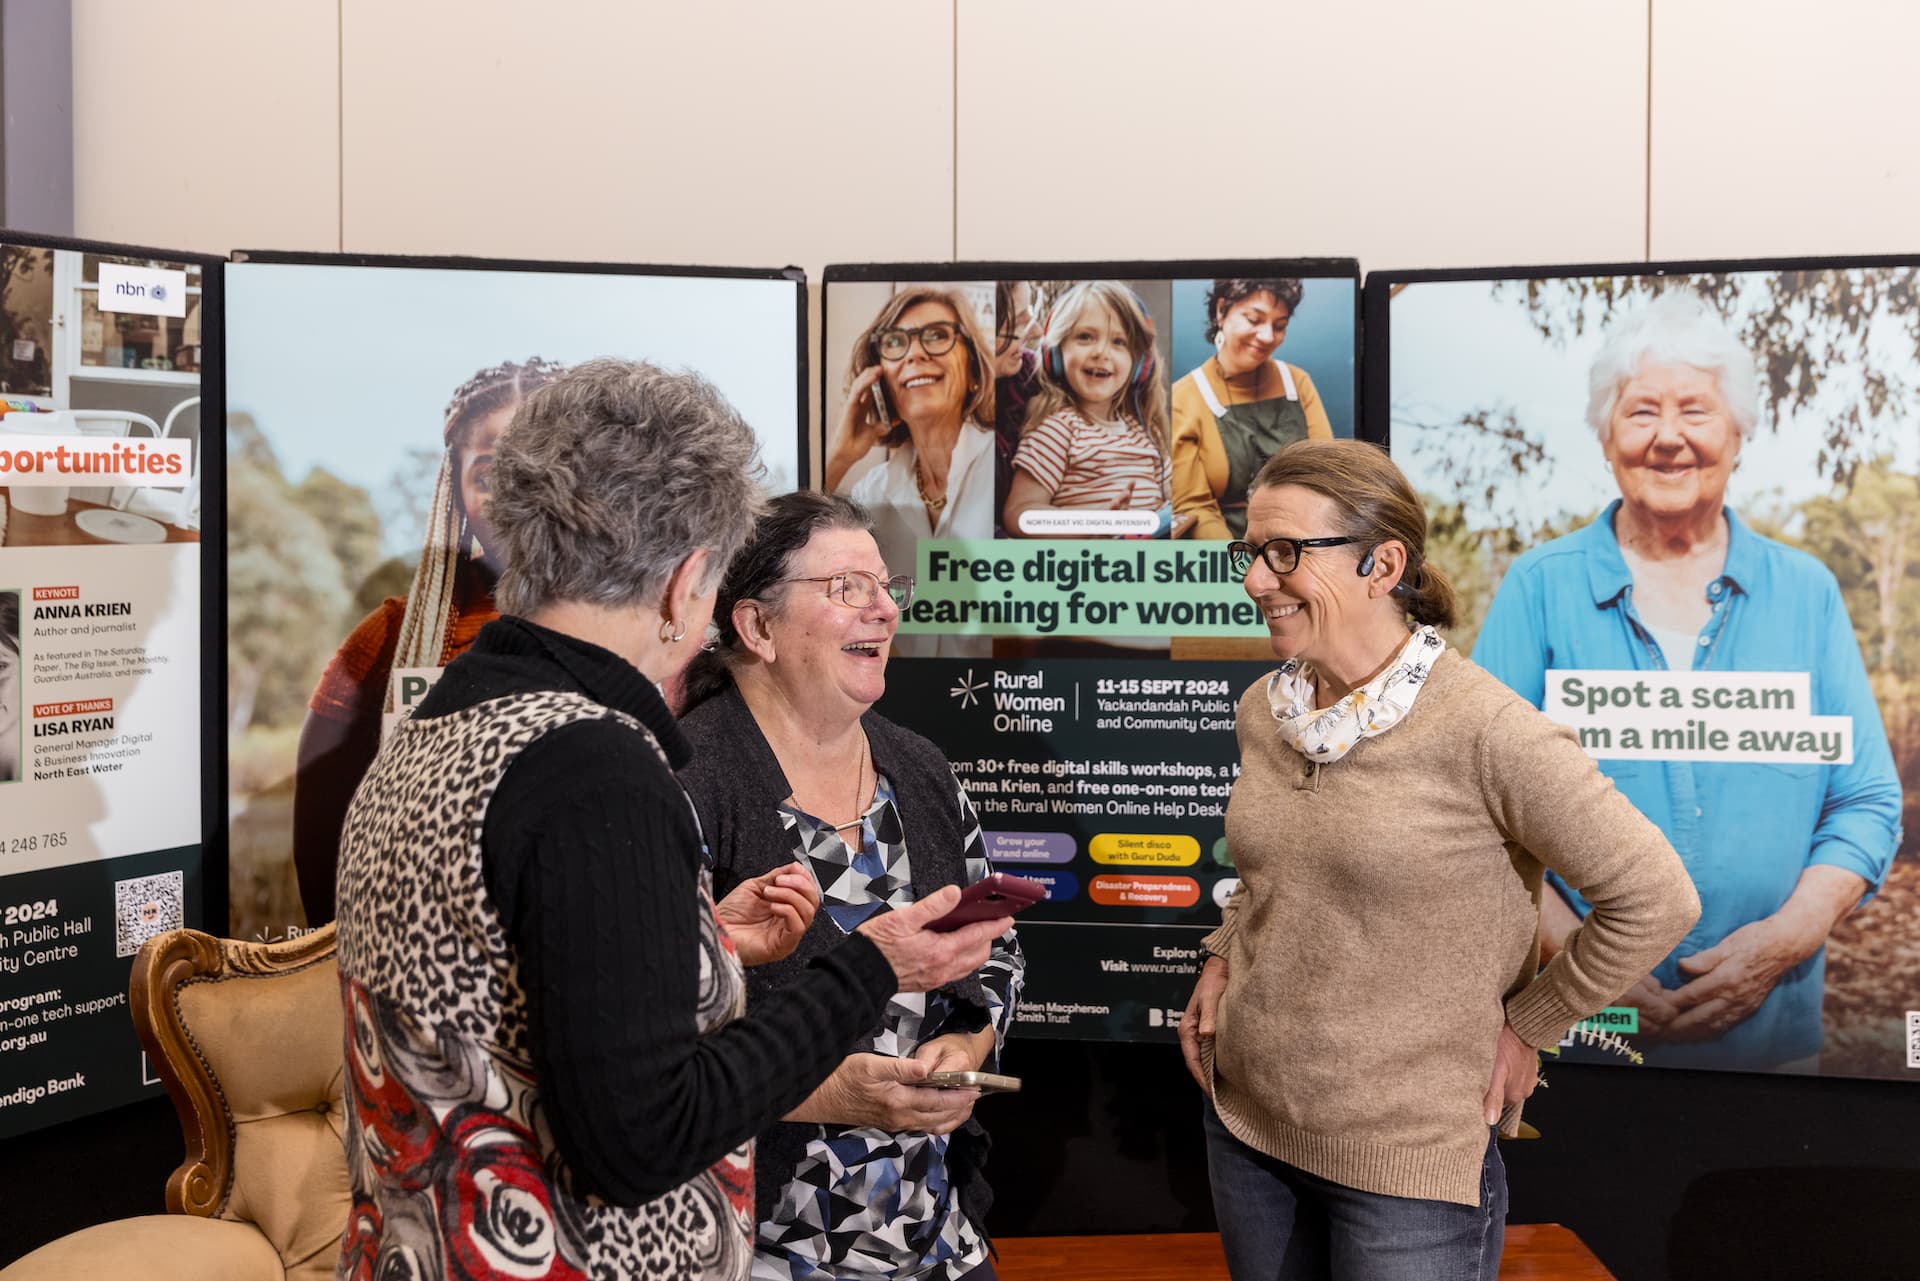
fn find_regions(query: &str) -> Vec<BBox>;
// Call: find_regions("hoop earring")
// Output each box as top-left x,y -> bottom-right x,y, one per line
659,619 -> 687,644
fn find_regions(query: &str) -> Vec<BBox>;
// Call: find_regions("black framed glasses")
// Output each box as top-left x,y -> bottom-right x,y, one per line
781,570 -> 915,610
1227,536 -> 1363,576
873,322 -> 960,362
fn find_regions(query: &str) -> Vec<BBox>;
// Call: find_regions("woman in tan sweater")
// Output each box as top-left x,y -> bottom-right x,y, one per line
1177,439 -> 1699,1281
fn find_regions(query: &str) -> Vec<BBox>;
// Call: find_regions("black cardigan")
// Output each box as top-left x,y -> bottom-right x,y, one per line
678,682 -> 996,1228
413,618 -> 897,1205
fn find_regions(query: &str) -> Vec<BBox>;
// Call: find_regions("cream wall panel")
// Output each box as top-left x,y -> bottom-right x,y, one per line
339,0 -> 954,276
71,0 -> 339,254
1650,0 -> 1920,261
956,0 -> 1649,271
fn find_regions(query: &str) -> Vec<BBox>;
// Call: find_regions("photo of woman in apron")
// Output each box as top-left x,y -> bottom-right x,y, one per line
1172,277 -> 1334,540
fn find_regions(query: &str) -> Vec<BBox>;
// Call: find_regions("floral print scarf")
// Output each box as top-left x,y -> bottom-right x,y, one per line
1266,626 -> 1445,762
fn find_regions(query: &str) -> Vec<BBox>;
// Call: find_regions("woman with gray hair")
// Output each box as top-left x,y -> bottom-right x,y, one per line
1474,291 -> 1901,1073
331,359 -> 1013,1281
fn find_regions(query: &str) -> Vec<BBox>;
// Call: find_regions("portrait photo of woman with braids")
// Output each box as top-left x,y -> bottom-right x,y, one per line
291,358 -> 563,922
225,262 -> 807,941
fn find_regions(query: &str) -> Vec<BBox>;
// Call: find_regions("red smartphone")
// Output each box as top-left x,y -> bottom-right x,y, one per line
927,873 -> 1046,933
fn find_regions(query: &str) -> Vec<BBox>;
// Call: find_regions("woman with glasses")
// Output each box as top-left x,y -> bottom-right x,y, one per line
1178,439 -> 1698,1280
827,286 -> 996,656
333,365 -> 1008,1281
681,491 -> 1026,1281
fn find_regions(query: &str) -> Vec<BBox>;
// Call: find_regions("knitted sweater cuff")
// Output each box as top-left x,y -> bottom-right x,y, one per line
1201,911 -> 1239,958
1504,977 -> 1583,1050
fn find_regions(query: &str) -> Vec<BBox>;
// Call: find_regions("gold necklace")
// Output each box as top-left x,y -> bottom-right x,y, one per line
914,457 -> 949,515
826,733 -> 871,833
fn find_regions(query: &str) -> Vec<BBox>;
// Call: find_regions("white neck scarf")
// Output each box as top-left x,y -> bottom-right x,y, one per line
1266,626 -> 1446,762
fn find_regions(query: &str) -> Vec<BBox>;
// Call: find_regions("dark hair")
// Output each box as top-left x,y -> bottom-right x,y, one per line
679,491 -> 874,710
994,280 -> 1018,337
1203,278 -> 1304,344
0,590 -> 17,656
1246,439 -> 1457,630
442,357 -> 565,448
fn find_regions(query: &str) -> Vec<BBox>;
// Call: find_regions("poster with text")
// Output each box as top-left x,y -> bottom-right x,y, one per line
0,233 -> 217,1137
1369,259 -> 1920,1080
823,260 -> 1359,1040
225,254 -> 805,940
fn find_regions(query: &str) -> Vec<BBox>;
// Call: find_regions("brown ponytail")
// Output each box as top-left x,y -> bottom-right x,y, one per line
1396,559 -> 1457,631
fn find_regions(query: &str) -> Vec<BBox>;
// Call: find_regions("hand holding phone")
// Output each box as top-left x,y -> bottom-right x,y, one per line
926,872 -> 1045,933
923,1070 -> 1021,1093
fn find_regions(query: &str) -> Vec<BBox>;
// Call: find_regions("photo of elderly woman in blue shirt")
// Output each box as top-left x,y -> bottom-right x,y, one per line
1473,292 -> 1902,1073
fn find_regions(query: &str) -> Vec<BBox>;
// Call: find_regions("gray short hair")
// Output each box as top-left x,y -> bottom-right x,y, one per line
489,358 -> 765,616
1585,292 -> 1758,444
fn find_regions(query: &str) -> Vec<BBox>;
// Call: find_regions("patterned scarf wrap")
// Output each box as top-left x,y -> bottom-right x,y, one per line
1266,625 -> 1446,762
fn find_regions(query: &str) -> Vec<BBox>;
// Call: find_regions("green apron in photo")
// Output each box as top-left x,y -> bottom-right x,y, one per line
1190,359 -> 1309,539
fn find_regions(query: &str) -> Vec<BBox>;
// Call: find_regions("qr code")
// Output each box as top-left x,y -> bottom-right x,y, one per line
115,871 -> 184,957
1908,1011 -> 1920,1070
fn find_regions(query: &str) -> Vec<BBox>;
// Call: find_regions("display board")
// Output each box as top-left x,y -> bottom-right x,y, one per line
224,253 -> 806,941
0,231 -> 221,1137
823,260 -> 1359,1041
1367,258 -> 1920,1080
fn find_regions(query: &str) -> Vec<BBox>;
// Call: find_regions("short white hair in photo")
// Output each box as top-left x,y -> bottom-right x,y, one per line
1585,291 -> 1760,446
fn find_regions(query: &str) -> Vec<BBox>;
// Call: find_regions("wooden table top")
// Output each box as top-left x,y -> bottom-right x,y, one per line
1,491 -> 198,547
994,1224 -> 1613,1280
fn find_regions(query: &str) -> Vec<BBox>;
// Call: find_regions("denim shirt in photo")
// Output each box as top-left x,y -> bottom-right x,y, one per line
1473,501 -> 1902,1070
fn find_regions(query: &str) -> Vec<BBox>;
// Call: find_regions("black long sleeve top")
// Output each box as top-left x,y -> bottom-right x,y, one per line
410,615 -> 897,1205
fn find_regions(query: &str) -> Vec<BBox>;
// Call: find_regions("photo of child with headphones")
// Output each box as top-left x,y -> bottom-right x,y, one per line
1001,280 -> 1191,540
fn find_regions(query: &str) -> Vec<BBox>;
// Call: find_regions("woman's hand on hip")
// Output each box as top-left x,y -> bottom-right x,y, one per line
1483,1021 -> 1539,1125
796,1052 -> 979,1134
856,885 -> 1009,993
825,365 -> 891,493
715,865 -> 820,968
1179,954 -> 1228,1092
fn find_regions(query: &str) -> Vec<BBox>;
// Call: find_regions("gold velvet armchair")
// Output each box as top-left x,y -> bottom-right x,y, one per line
2,924 -> 349,1280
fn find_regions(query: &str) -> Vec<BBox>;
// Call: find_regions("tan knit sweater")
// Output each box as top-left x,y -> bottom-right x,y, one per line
1201,649 -> 1699,1206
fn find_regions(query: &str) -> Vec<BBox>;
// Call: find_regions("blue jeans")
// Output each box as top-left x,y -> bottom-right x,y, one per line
1203,1101 -> 1507,1281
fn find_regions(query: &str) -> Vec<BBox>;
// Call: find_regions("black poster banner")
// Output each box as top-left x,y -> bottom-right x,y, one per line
827,260 -> 1359,1042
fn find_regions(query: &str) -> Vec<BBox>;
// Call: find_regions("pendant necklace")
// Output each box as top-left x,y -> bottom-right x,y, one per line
827,733 -> 871,833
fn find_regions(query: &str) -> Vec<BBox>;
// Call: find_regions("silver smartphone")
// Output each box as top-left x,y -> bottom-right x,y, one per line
923,1070 -> 1021,1094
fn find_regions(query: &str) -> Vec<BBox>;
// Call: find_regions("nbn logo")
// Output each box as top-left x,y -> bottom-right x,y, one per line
113,281 -> 148,298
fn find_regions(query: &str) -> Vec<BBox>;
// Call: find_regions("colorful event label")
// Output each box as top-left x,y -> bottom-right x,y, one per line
1089,875 -> 1201,908
984,831 -> 1078,865
1089,833 -> 1201,867
1019,870 -> 1080,903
